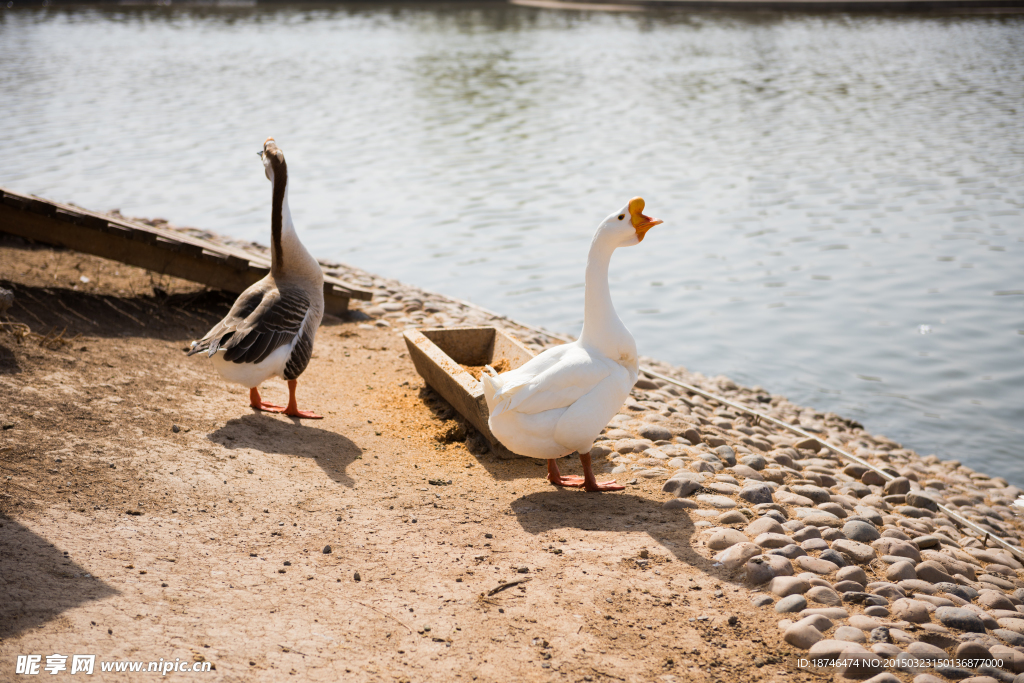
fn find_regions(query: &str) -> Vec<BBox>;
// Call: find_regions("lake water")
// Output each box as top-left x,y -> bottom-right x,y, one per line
1,3 -> 1022,483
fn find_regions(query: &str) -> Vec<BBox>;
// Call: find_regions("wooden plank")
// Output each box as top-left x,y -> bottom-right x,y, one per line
0,186 -> 373,315
225,254 -> 250,271
54,208 -> 83,224
155,236 -> 182,252
91,215 -> 373,301
101,222 -> 132,238
26,196 -> 56,216
71,213 -> 110,231
1,204 -> 268,294
2,193 -> 29,210
130,228 -> 159,244
176,242 -> 205,258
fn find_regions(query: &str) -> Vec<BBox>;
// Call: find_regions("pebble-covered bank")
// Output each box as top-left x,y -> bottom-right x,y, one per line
170,219 -> 1024,683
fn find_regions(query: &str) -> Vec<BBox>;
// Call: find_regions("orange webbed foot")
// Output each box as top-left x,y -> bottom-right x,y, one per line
278,380 -> 321,419
578,452 -> 624,492
546,459 -> 586,487
583,479 -> 625,492
250,389 -> 287,413
252,402 -> 288,413
547,473 -> 586,487
284,408 -> 323,419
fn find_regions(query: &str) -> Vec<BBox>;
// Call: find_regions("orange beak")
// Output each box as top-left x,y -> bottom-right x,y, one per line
628,197 -> 662,242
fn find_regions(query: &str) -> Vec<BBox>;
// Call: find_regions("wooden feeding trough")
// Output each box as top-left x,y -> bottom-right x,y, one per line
403,327 -> 535,452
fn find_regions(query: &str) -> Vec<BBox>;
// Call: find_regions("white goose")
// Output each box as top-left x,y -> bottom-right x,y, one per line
483,198 -> 662,491
188,138 -> 325,419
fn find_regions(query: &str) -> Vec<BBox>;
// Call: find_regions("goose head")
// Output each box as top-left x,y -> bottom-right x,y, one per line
596,197 -> 662,248
259,137 -> 287,183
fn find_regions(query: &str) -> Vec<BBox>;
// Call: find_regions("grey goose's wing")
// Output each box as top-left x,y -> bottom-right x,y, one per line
187,282 -> 267,357
188,282 -> 313,367
282,315 -> 315,380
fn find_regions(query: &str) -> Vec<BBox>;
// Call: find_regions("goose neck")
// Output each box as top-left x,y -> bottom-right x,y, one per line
270,167 -> 289,275
270,180 -> 320,283
578,237 -> 628,355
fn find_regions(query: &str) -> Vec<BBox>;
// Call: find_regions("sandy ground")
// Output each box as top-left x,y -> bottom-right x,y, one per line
0,235 -> 808,682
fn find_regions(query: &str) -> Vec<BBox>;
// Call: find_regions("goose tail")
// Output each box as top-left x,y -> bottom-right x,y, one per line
481,371 -> 503,414
186,338 -> 210,357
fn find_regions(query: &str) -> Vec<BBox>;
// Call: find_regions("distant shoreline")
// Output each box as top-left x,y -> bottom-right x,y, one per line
4,0 -> 1023,12
510,0 -> 1024,12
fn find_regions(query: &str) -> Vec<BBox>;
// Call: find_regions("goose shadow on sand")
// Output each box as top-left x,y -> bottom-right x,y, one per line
393,348 -> 746,589
0,516 -> 119,639
511,490 -> 749,590
0,339 -> 19,374
207,413 -> 362,487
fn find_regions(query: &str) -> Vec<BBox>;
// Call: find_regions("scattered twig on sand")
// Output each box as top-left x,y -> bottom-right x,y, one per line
102,298 -> 146,327
0,321 -> 33,339
588,667 -> 626,681
0,478 -> 38,494
55,297 -> 98,326
487,577 -> 531,596
170,305 -> 202,321
119,297 -> 147,313
11,297 -> 46,326
0,322 -> 80,350
174,290 -> 209,308
16,287 -> 73,326
341,597 -> 413,632
38,327 -> 81,350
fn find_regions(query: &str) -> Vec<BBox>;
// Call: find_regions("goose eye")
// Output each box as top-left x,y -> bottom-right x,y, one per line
618,214 -> 625,220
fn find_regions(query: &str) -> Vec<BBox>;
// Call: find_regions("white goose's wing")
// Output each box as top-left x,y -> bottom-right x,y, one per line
490,345 -> 613,417
483,343 -> 575,411
554,367 -> 634,453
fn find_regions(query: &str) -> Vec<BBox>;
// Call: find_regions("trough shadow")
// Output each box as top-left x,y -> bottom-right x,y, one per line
511,490 -> 747,589
0,516 -> 119,639
413,384 -> 544,475
208,413 -> 362,487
